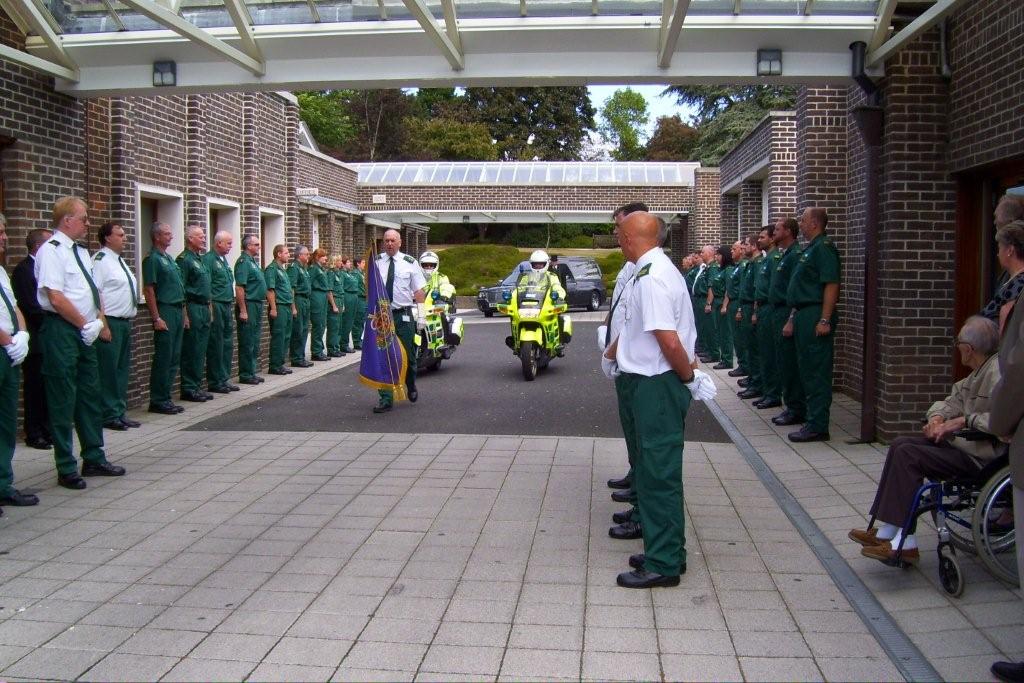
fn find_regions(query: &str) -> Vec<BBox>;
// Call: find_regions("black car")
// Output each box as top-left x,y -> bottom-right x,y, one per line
477,256 -> 606,316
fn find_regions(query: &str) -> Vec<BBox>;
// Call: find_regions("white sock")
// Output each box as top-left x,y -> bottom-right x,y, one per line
889,529 -> 917,550
876,523 -> 899,541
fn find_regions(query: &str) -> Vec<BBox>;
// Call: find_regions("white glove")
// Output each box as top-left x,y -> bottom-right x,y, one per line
684,368 -> 717,401
601,355 -> 620,380
3,331 -> 29,366
80,319 -> 104,346
415,303 -> 427,331
597,325 -> 608,352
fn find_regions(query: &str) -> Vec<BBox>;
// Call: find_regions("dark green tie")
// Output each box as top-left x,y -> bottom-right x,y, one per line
386,256 -> 395,303
73,243 -> 101,310
0,282 -> 18,333
117,256 -> 138,308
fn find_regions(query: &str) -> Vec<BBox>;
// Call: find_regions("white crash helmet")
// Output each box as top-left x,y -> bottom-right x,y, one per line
529,249 -> 549,271
419,251 -> 439,268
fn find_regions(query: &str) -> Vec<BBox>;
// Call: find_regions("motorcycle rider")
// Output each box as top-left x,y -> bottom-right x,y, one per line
419,251 -> 459,345
516,250 -> 568,351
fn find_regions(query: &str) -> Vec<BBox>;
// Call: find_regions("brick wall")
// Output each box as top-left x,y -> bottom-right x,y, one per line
842,86 -> 869,402
720,194 -> 738,243
738,180 -> 763,237
691,168 -> 721,251
767,116 -> 798,222
719,111 -> 797,227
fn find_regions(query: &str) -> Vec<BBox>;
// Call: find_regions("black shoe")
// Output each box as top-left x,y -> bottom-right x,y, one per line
311,354 -> 330,361
171,403 -> 185,413
373,404 -> 392,414
756,399 -> 782,409
328,351 -> 343,358
255,375 -> 267,382
616,569 -> 679,589
58,473 -> 87,490
611,489 -> 632,503
992,661 -> 1024,683
628,553 -> 645,569
773,412 -> 805,426
738,389 -> 762,400
408,388 -> 418,403
82,461 -> 126,477
0,489 -> 39,506
198,391 -> 214,400
737,378 -> 751,388
239,377 -> 261,385
292,360 -> 314,368
180,391 -> 208,402
612,509 -> 635,524
269,368 -> 290,375
727,368 -> 748,377
609,521 -> 642,540
344,347 -> 355,354
607,476 -> 631,490
225,384 -> 240,392
25,437 -> 52,450
207,385 -> 232,394
712,362 -> 733,370
120,417 -> 141,428
788,427 -> 830,443
103,419 -> 128,431
148,401 -> 179,415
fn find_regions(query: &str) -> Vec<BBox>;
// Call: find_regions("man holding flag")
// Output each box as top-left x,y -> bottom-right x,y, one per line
360,229 -> 426,414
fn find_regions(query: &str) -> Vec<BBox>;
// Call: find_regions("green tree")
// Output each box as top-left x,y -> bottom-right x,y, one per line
645,115 -> 699,161
296,91 -> 356,150
464,87 -> 596,160
402,117 -> 498,161
335,89 -> 415,162
598,88 -> 649,161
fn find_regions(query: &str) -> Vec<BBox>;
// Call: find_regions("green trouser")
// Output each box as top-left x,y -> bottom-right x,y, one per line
0,353 -> 19,494
618,371 -> 691,576
730,301 -> 746,371
327,307 -> 343,355
341,292 -> 358,351
794,305 -> 836,433
378,317 -> 417,407
151,303 -> 184,404
180,302 -> 211,394
716,298 -> 733,367
353,297 -> 367,349
701,304 -> 719,361
694,302 -> 705,353
755,304 -> 780,402
237,301 -> 263,380
740,307 -> 761,392
95,316 -> 131,422
770,305 -> 806,418
615,374 -> 638,509
310,291 -> 329,357
290,296 -> 311,364
269,306 -> 293,371
40,315 -> 107,475
207,301 -> 234,388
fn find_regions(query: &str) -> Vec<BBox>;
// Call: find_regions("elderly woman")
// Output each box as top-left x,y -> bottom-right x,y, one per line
981,219 -> 1024,333
849,315 -> 1002,565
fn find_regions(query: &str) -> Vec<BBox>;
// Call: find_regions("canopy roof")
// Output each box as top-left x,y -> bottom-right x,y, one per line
354,161 -> 700,185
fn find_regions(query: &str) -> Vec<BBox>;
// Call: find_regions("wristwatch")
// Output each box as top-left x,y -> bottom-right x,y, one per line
819,319 -> 831,325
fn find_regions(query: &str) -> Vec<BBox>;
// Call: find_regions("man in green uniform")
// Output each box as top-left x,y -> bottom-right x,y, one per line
265,244 -> 295,375
177,224 -> 213,402
289,246 -> 313,368
751,225 -> 781,409
353,258 -> 367,350
737,233 -> 764,400
143,221 -> 186,415
340,258 -> 360,353
693,246 -> 717,362
327,254 -> 347,357
768,218 -> 807,426
707,246 -> 732,369
204,230 -> 237,394
308,248 -> 335,362
234,234 -> 266,385
785,207 -> 841,442
723,241 -> 746,371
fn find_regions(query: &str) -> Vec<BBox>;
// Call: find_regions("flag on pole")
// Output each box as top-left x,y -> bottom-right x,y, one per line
358,246 -> 408,400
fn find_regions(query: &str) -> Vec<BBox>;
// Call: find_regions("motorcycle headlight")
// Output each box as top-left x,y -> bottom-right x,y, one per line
551,291 -> 560,301
520,308 -> 539,319
432,290 -> 440,300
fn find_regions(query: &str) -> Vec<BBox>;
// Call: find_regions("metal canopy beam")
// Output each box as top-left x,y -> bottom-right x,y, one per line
439,0 -> 462,55
866,0 -> 967,67
868,0 -> 899,51
803,0 -> 815,15
658,0 -> 691,68
400,0 -> 464,70
116,0 -> 266,75
305,0 -> 321,22
4,0 -> 76,69
0,41 -> 78,80
0,0 -> 31,34
222,0 -> 264,63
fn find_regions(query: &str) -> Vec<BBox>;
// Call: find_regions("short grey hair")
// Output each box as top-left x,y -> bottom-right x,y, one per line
655,217 -> 668,246
958,315 -> 999,356
150,221 -> 170,242
0,212 -> 6,227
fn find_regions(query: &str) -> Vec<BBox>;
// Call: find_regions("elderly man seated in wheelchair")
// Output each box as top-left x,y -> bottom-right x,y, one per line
850,315 -> 1002,565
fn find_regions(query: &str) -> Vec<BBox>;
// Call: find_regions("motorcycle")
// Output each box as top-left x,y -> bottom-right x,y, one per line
413,289 -> 464,373
497,272 -> 573,381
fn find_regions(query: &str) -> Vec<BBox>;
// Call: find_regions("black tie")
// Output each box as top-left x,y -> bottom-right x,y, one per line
386,257 -> 395,302
72,244 -> 101,310
118,256 -> 138,308
0,282 -> 17,333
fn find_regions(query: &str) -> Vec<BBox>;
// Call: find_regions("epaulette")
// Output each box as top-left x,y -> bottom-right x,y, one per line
634,263 -> 652,280
94,252 -> 105,260
404,255 -> 416,264
49,239 -> 60,247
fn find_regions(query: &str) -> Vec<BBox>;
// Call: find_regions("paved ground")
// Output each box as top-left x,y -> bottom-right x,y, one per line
191,317 -> 729,442
0,312 -> 1016,682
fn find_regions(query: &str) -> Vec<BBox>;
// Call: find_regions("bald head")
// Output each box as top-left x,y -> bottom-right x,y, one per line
618,211 -> 660,263
383,229 -> 402,257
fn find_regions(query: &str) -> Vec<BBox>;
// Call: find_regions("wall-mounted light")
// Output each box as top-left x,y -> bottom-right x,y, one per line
462,215 -> 470,224
153,61 -> 176,87
756,49 -> 782,77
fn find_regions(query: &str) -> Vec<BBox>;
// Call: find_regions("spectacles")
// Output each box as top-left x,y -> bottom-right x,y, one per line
953,338 -> 972,349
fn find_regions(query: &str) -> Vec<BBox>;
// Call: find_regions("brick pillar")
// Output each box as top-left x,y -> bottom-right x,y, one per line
692,168 -> 721,251
738,180 -> 763,235
85,98 -> 112,233
720,194 -> 738,244
241,94 -> 260,241
767,115 -> 797,222
185,94 -> 207,227
284,100 -> 299,247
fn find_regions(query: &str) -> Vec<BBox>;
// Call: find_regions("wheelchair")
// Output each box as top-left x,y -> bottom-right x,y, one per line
863,431 -> 1016,597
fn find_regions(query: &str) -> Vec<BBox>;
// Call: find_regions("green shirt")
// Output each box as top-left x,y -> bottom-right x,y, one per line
726,261 -> 746,300
288,262 -> 311,296
330,268 -> 346,298
342,269 -> 359,294
693,263 -> 715,297
142,249 -> 185,304
203,251 -> 235,303
356,269 -> 367,298
176,249 -> 212,303
234,252 -> 267,302
754,248 -> 779,303
740,255 -> 762,303
309,264 -> 330,292
768,243 -> 802,305
787,233 -> 841,307
265,262 -> 294,305
710,263 -> 728,299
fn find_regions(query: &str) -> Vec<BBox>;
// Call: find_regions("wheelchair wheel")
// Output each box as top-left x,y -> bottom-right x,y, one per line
938,550 -> 965,597
931,508 -> 976,555
972,466 -> 1018,586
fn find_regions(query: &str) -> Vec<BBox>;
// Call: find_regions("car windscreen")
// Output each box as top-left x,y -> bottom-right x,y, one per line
567,259 -> 602,280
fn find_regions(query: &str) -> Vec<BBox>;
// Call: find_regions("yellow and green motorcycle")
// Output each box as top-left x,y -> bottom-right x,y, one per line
497,271 -> 573,381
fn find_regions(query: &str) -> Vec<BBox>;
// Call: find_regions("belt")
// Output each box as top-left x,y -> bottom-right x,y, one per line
186,298 -> 210,305
107,315 -> 132,321
793,302 -> 822,310
213,299 -> 233,304
392,305 -> 414,313
756,300 -> 772,306
296,293 -> 310,298
245,299 -> 265,304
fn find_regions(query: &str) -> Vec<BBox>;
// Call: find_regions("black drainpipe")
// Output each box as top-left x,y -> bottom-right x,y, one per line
850,41 -> 883,444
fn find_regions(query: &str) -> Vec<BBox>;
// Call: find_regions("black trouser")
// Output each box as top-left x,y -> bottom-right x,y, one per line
21,351 -> 50,442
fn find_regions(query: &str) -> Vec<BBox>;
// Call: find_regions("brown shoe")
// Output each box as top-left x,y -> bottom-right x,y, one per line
848,527 -> 880,547
861,541 -> 919,566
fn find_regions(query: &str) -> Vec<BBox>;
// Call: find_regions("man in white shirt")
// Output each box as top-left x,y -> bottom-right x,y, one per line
604,211 -> 697,589
93,222 -> 140,431
35,197 -> 125,490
